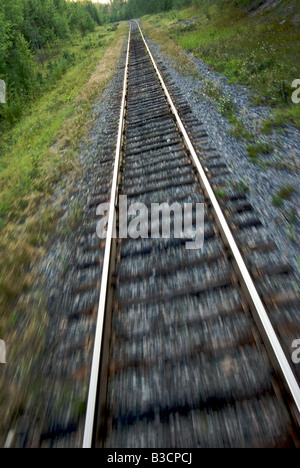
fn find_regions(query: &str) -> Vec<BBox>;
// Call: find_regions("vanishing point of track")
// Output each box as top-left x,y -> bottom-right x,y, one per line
82,21 -> 300,448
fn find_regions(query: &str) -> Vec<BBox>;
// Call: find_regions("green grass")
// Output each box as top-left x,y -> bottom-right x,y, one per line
143,1 -> 300,129
228,116 -> 253,141
230,177 -> 250,194
214,188 -> 226,198
0,28 -> 109,227
246,141 -> 274,162
0,21 -> 129,443
272,183 -> 296,207
199,78 -> 256,142
0,25 -> 121,226
0,22 -> 128,306
261,114 -> 285,134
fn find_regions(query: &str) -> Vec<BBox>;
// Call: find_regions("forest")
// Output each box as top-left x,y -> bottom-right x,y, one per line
107,0 -> 265,22
0,0 -> 107,127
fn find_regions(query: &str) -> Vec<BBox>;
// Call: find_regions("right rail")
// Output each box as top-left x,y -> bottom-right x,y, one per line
83,21 -> 300,448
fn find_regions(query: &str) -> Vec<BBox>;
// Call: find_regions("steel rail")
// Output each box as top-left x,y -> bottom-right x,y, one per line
135,20 -> 300,416
82,24 -> 131,449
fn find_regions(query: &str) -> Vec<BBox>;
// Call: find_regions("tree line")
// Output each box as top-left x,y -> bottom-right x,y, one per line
108,0 -> 190,21
107,0 -> 266,22
0,0 -> 108,127
0,0 -> 264,128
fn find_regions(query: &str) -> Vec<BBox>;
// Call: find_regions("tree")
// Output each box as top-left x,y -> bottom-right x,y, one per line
0,0 -> 101,127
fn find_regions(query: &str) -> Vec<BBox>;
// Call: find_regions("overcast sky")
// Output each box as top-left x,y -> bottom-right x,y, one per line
74,0 -> 110,3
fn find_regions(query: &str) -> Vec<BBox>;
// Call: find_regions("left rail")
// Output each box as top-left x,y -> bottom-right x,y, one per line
82,23 -> 131,449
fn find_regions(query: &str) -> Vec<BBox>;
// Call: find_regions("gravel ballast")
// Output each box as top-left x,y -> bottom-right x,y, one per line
144,30 -> 300,279
3,23 -> 299,448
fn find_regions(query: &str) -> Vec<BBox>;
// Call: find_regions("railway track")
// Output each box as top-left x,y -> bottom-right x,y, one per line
82,21 -> 300,448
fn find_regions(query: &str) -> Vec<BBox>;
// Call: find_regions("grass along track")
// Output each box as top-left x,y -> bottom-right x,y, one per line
0,21 -> 129,445
140,7 -> 300,281
141,1 -> 300,130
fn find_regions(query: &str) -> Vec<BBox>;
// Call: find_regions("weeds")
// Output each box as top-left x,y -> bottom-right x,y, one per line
246,141 -> 274,162
261,115 -> 284,134
144,1 -> 300,129
201,79 -> 237,117
214,188 -> 226,198
218,95 -> 236,117
230,177 -> 250,194
228,116 -> 253,141
140,19 -> 200,77
47,51 -> 76,82
202,80 -> 222,100
272,184 -> 296,206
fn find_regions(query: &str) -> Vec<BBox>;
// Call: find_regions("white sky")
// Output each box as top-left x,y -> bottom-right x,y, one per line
71,0 -> 110,3
71,0 -> 110,2
71,0 -> 111,4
